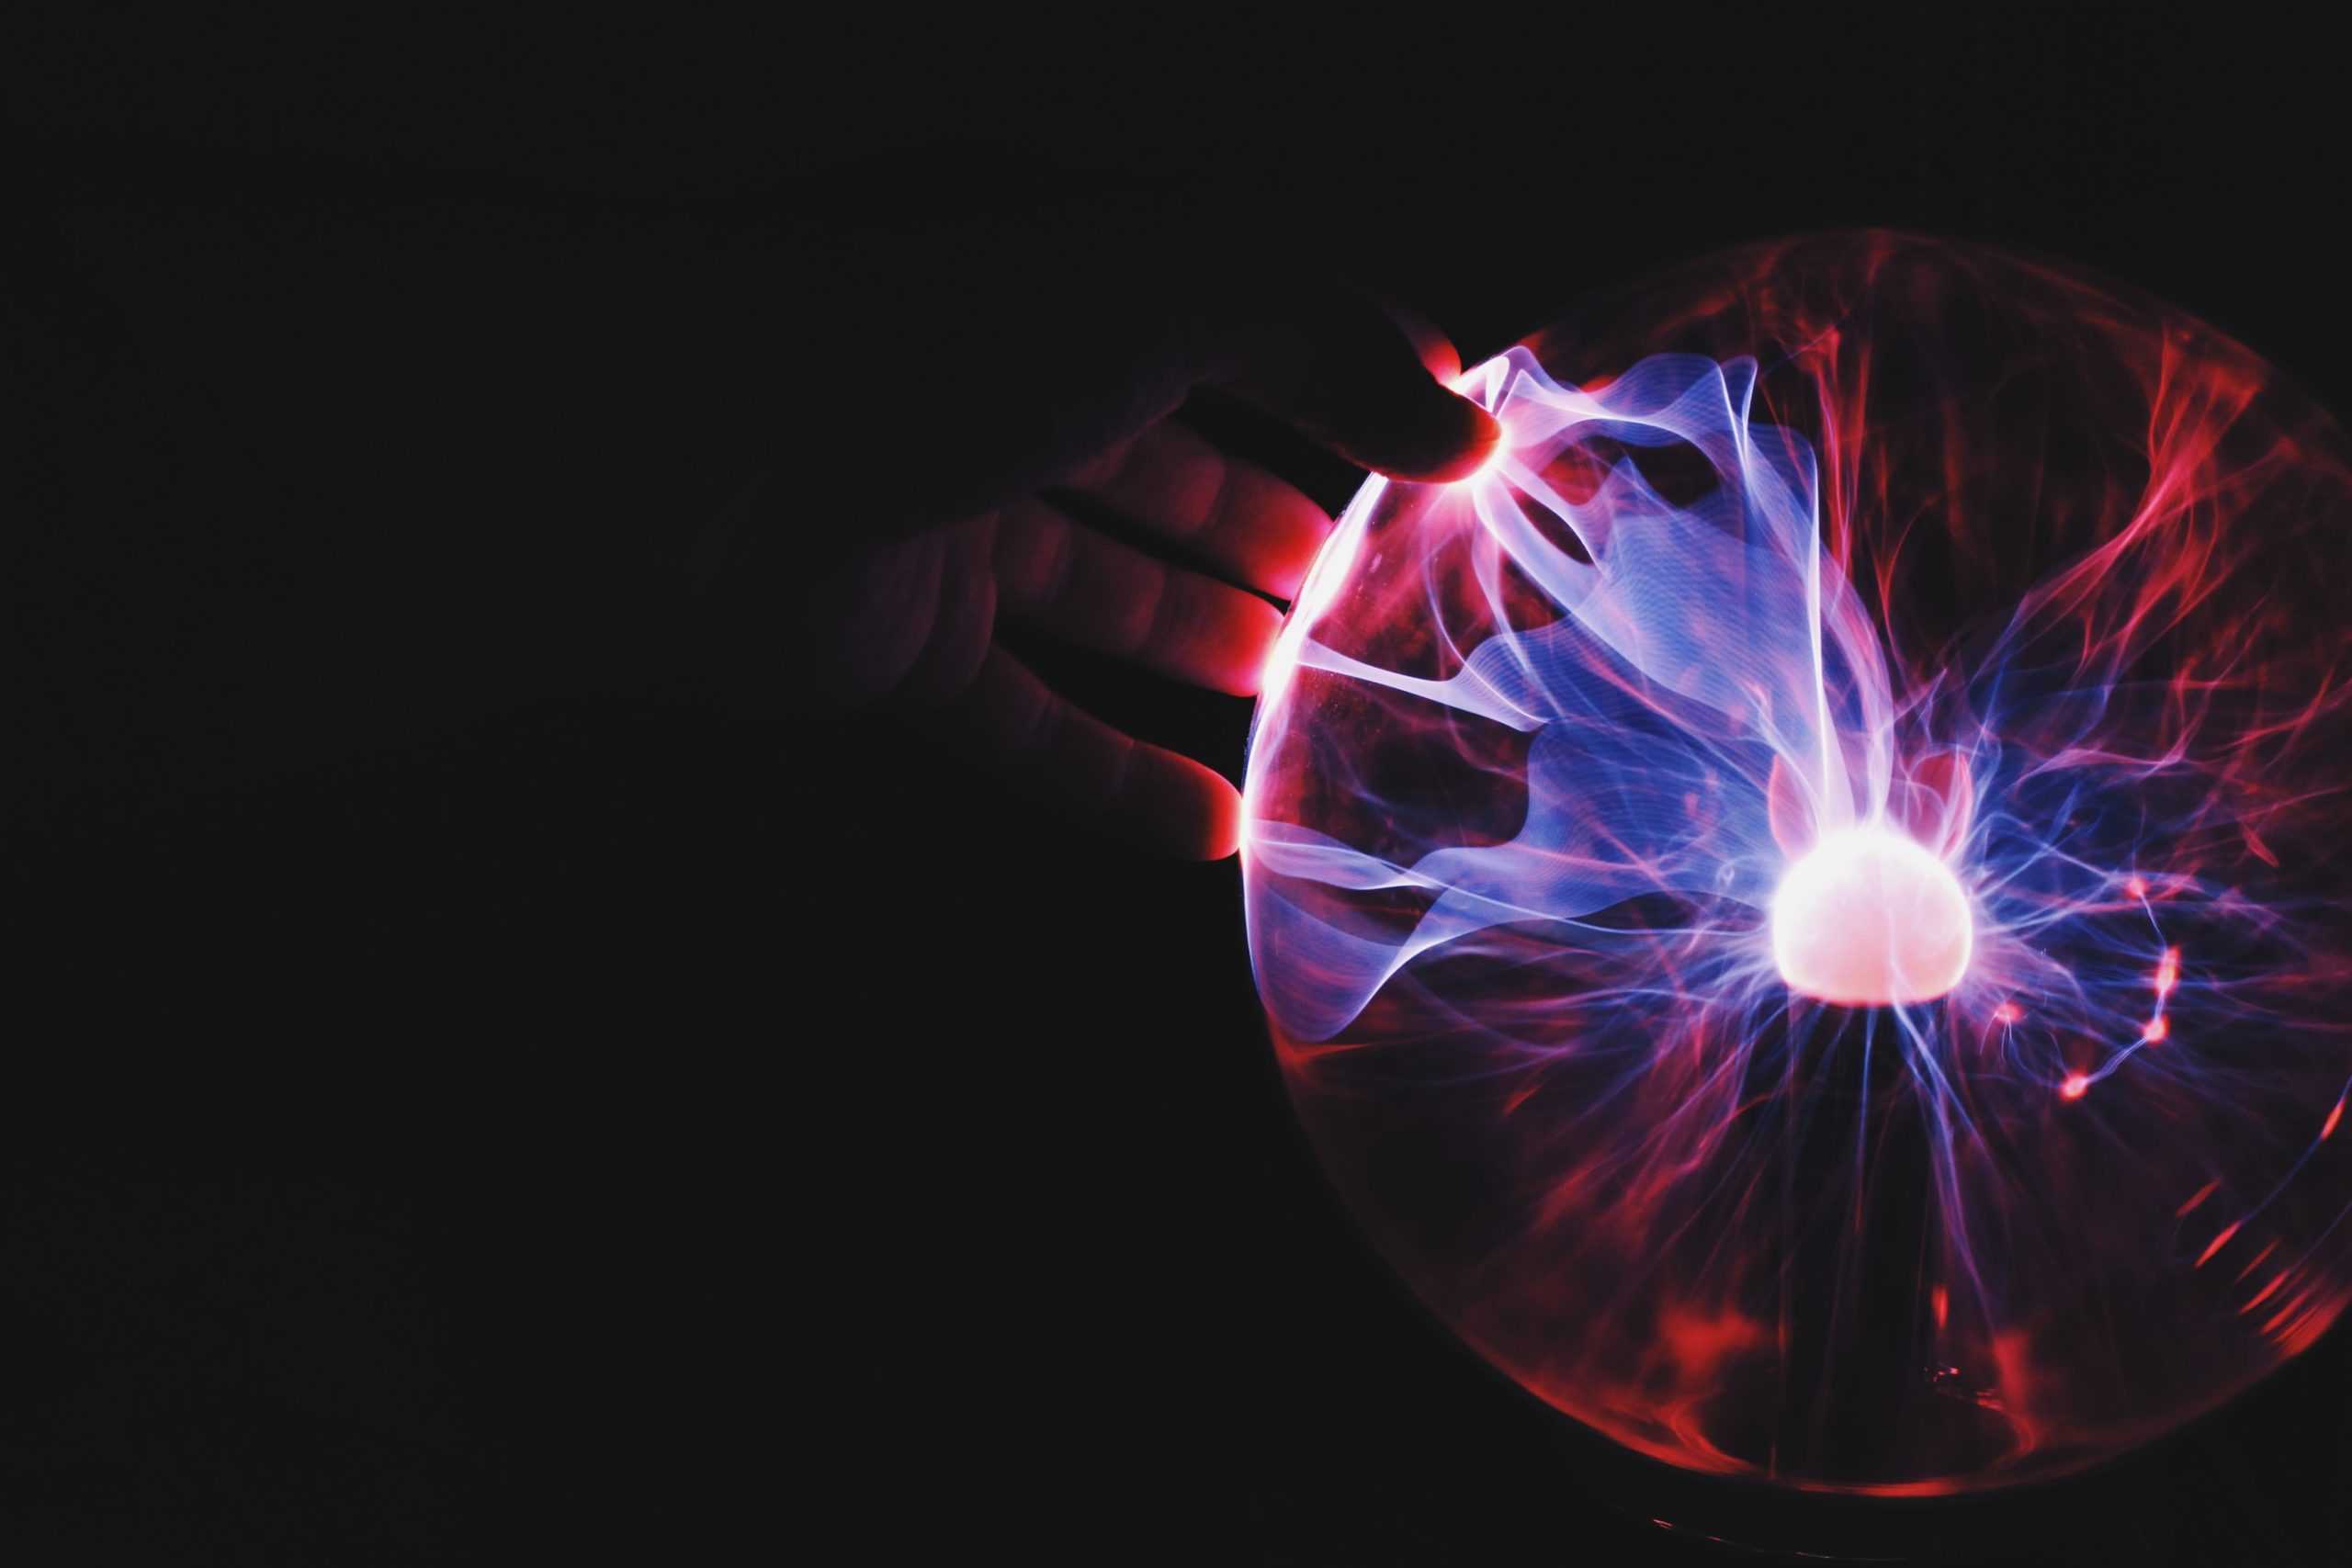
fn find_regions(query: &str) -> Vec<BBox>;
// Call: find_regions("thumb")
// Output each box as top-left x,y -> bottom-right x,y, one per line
1181,266 -> 1499,483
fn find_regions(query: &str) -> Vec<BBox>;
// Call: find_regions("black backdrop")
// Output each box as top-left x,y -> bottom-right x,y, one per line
6,6 -> 2347,1560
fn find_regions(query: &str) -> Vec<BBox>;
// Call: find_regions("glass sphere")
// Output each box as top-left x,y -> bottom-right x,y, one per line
1241,231 -> 2352,1492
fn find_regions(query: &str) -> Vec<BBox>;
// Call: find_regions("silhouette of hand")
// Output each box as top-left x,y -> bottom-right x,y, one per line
741,219 -> 1498,859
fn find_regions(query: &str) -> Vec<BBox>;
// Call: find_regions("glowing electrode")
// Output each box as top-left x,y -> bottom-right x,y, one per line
1770,826 -> 1974,1006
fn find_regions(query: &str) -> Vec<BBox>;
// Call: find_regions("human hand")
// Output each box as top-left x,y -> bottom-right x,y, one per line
718,208 -> 1499,860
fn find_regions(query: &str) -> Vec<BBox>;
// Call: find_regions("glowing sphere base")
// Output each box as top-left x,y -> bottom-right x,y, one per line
1242,233 -> 2352,1494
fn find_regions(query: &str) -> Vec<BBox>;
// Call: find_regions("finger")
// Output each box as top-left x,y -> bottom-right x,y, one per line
1063,420 -> 1331,599
1347,282 -> 1464,382
947,643 -> 1242,860
1182,268 -> 1499,482
993,499 -> 1281,696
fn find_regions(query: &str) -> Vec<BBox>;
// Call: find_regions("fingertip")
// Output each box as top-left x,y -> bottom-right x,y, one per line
1454,400 -> 1507,477
1252,489 -> 1339,603
1193,768 -> 1245,862
1352,283 -> 1463,383
1382,393 -> 1504,484
1132,750 -> 1243,861
1212,593 -> 1286,697
1419,340 -> 1464,384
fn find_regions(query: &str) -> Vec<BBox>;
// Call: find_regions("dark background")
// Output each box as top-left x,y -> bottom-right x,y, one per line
5,5 -> 2346,1560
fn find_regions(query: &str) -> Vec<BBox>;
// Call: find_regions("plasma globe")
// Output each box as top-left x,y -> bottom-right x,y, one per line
1241,233 -> 2352,1493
